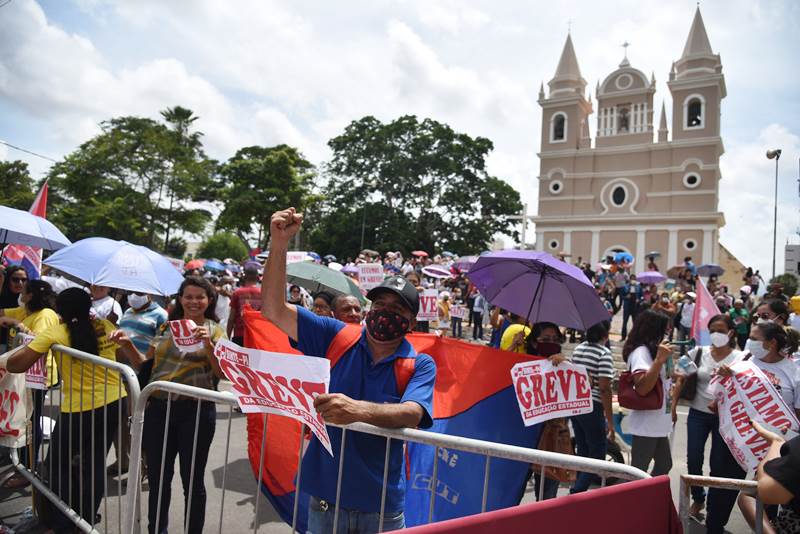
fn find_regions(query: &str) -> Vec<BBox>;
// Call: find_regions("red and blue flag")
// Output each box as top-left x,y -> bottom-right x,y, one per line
3,182 -> 48,279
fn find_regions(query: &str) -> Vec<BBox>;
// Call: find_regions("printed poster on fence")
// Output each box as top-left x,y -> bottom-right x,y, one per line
416,289 -> 439,321
0,344 -> 32,448
214,339 -> 333,455
511,359 -> 593,426
14,333 -> 46,390
169,319 -> 203,354
357,263 -> 384,291
711,360 -> 800,471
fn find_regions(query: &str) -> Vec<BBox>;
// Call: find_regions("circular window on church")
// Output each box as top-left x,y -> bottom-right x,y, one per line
615,73 -> 633,90
683,173 -> 702,189
611,185 -> 627,206
549,180 -> 563,195
684,239 -> 697,251
548,239 -> 560,251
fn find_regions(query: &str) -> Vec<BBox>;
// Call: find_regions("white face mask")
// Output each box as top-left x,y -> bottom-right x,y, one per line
710,332 -> 730,348
744,338 -> 769,360
128,294 -> 149,310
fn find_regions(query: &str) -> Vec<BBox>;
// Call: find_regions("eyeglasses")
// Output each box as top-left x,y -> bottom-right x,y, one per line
11,277 -> 28,284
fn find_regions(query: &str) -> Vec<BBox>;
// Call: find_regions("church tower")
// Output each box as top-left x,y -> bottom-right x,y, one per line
533,8 -> 726,270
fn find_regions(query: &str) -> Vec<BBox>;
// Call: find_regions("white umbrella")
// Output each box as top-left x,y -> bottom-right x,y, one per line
0,205 -> 71,251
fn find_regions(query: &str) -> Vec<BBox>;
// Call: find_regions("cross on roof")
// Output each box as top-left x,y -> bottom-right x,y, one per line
622,41 -> 630,59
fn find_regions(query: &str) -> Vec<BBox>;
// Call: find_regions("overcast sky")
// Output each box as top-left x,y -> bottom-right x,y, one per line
1,0 -> 799,276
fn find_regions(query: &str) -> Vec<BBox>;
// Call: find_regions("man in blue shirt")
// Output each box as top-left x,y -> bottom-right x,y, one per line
262,207 -> 436,534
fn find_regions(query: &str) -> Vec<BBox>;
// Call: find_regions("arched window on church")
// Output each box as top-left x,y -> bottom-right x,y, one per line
617,107 -> 630,133
684,95 -> 705,129
551,113 -> 566,142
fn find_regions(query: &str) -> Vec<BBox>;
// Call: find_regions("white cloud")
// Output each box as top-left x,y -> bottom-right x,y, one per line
415,1 -> 490,34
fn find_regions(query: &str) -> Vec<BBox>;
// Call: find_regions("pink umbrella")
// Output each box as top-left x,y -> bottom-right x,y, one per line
411,250 -> 429,257
421,265 -> 453,279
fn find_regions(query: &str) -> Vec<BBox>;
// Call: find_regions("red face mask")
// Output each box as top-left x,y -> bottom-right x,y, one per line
535,341 -> 562,357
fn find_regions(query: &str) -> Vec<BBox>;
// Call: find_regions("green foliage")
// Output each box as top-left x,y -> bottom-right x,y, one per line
216,145 -> 315,248
770,273 -> 799,297
46,109 -> 216,252
198,232 -> 249,261
306,115 -> 522,257
0,160 -> 36,210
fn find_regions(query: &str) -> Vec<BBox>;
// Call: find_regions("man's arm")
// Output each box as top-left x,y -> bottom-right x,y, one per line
598,376 -> 615,440
261,209 -> 302,341
314,394 -> 425,428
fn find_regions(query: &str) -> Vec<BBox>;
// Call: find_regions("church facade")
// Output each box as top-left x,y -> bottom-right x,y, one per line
532,8 -> 726,270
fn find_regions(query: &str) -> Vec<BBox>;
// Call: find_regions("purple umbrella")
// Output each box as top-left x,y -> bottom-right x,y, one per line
341,264 -> 358,275
453,255 -> 479,272
421,265 -> 453,279
466,250 -> 609,330
636,271 -> 667,285
697,264 -> 725,277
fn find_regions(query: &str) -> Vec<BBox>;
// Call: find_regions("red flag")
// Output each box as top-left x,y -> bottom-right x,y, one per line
3,182 -> 49,278
690,278 -> 721,345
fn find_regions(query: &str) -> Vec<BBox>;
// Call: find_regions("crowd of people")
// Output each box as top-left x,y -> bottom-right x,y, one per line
1,224 -> 799,534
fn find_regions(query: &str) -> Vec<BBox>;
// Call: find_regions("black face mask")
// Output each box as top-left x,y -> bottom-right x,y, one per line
365,309 -> 410,342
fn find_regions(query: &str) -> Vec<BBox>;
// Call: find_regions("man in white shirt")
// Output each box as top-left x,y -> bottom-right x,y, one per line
90,285 -> 122,325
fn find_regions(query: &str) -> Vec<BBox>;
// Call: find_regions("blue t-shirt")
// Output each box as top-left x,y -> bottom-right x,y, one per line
293,307 -> 436,513
119,302 -> 168,353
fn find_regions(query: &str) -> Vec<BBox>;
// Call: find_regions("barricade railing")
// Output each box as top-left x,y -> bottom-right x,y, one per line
679,474 -> 763,534
9,343 -> 141,534
125,380 -> 650,534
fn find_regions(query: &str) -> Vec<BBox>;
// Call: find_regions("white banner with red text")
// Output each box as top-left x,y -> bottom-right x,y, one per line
16,333 -> 47,390
357,263 -> 384,291
0,344 -> 33,448
711,360 -> 800,471
214,339 -> 333,455
416,288 -> 439,321
511,359 -> 593,426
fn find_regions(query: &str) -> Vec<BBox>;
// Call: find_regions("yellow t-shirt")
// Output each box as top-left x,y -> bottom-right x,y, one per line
28,319 -> 126,413
4,307 -> 60,387
149,319 -> 226,395
500,324 -> 531,354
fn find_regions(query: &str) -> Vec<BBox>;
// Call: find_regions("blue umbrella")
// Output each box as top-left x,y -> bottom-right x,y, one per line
43,237 -> 184,296
614,252 -> 634,264
0,205 -> 71,251
697,264 -> 725,277
204,259 -> 227,272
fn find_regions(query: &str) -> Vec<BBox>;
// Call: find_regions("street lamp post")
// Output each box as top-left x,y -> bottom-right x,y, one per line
767,148 -> 782,279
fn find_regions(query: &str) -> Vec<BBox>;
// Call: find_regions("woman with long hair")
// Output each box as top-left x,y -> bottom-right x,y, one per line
673,314 -> 745,532
7,287 -> 126,532
111,276 -> 225,534
0,279 -> 60,488
0,265 -> 29,351
621,308 -> 675,476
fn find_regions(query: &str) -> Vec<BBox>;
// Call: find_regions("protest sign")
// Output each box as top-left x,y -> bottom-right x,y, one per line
416,289 -> 439,321
511,360 -> 593,426
449,305 -> 466,320
0,345 -> 32,448
14,334 -> 46,390
357,263 -> 384,291
169,319 -> 203,354
214,339 -> 333,455
287,251 -> 310,264
711,360 -> 800,470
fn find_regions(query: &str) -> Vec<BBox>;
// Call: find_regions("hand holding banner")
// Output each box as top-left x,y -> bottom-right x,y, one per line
15,333 -> 46,390
449,305 -> 466,320
711,360 -> 800,470
511,360 -> 593,426
214,339 -> 334,455
169,319 -> 203,354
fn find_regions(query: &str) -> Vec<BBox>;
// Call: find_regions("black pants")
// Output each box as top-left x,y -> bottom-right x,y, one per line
143,398 -> 216,534
471,312 -> 483,339
46,400 -> 120,533
451,318 -> 462,338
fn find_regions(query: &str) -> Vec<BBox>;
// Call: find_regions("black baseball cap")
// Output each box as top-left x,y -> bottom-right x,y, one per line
366,275 -> 419,315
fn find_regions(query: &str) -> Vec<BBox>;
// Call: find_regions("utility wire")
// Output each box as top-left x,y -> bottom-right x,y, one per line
0,140 -> 58,163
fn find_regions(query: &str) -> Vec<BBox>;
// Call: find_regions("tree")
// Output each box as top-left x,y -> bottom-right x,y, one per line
216,145 -> 315,249
307,115 -> 522,257
770,273 -> 798,297
197,232 -> 249,261
46,109 -> 216,250
0,160 -> 36,210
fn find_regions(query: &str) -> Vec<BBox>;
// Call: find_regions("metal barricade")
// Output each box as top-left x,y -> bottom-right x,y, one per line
679,474 -> 763,534
9,343 -> 141,534
125,380 -> 650,534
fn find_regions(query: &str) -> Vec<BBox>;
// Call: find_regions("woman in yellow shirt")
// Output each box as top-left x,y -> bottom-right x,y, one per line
8,287 -> 127,533
112,276 -> 225,534
0,279 -> 59,489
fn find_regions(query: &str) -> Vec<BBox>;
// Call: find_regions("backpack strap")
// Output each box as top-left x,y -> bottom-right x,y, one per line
325,324 -> 363,367
393,357 -> 416,397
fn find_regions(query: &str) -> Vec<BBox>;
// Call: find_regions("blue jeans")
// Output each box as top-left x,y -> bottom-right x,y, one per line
307,496 -> 404,534
685,408 -> 746,534
570,401 -> 607,493
451,317 -> 462,338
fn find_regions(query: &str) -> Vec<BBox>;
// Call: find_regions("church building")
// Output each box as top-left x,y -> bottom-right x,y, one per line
532,8 -> 726,270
